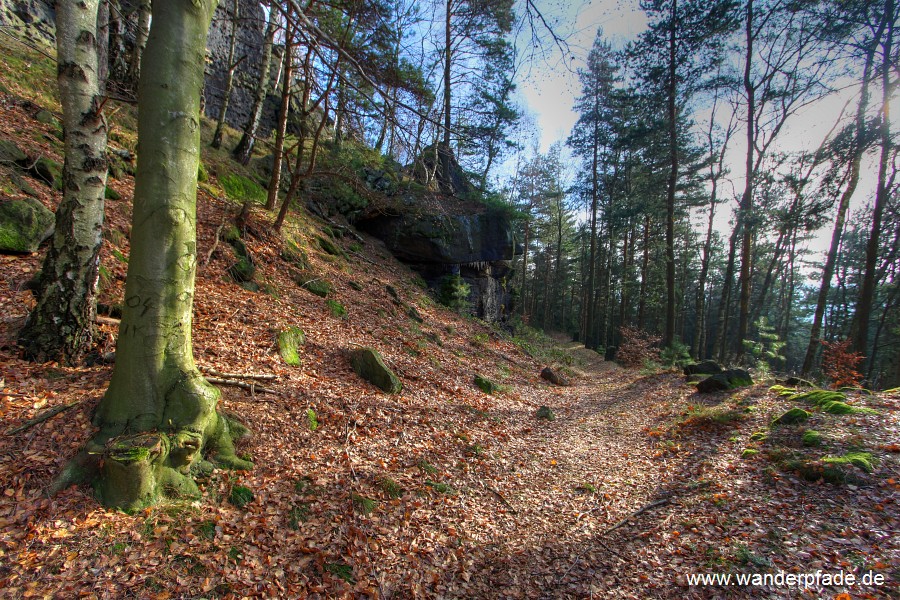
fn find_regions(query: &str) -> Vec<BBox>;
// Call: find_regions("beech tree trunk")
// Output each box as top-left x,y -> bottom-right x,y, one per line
19,0 -> 108,365
233,11 -> 277,165
52,0 -> 250,512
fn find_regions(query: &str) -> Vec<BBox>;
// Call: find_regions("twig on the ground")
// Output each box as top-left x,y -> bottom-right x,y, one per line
96,316 -> 121,327
487,486 -> 518,514
206,377 -> 277,395
203,221 -> 227,267
199,366 -> 276,381
603,498 -> 670,535
7,401 -> 81,435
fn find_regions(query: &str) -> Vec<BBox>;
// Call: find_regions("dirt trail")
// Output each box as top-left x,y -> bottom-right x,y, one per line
458,343 -> 695,598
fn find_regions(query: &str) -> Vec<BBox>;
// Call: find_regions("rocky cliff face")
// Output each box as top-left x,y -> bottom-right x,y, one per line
203,0 -> 282,136
357,207 -> 518,324
1,0 -> 277,135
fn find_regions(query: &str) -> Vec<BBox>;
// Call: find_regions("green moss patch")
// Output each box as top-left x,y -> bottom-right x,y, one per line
768,385 -> 797,397
0,197 -> 54,253
772,408 -> 810,426
277,326 -> 305,367
801,429 -> 822,447
228,485 -> 254,508
326,299 -> 347,319
536,405 -> 556,421
820,400 -> 877,416
220,173 -> 266,204
822,452 -> 876,473
474,373 -> 499,394
790,389 -> 845,405
424,480 -> 457,495
294,272 -> 332,297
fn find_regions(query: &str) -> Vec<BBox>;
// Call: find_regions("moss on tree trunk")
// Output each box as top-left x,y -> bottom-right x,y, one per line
52,0 -> 251,512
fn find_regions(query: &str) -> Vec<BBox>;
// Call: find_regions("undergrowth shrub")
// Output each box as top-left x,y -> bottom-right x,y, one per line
821,339 -> 864,388
437,274 -> 471,312
616,326 -> 661,368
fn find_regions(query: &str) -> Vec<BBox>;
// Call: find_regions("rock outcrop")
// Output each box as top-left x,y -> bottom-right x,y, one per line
357,206 -> 517,324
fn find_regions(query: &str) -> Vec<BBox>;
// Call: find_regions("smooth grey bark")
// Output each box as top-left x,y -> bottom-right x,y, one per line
19,0 -> 108,365
52,0 -> 250,512
233,10 -> 277,165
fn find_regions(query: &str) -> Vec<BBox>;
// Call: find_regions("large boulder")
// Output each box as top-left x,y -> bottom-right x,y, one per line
684,360 -> 723,378
696,368 -> 753,393
541,367 -> 569,386
0,197 -> 54,253
350,347 -> 401,394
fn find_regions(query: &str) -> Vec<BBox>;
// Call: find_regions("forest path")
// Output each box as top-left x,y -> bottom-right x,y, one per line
459,342 -> 699,597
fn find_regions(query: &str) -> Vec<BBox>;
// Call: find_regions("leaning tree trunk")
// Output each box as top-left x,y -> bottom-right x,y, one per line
52,0 -> 250,512
18,0 -> 108,365
233,12 -> 277,165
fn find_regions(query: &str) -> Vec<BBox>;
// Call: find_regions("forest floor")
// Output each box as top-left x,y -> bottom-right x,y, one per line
1,36 -> 900,600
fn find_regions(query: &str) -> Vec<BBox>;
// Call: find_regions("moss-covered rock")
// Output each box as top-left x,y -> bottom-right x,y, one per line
34,109 -> 56,125
228,255 -> 256,284
317,235 -> 345,257
10,171 -> 39,197
741,448 -> 759,458
105,186 -> 121,200
536,405 -> 556,421
294,271 -> 332,297
277,326 -> 306,367
474,373 -> 499,394
29,156 -> 62,189
281,238 -> 309,268
801,429 -> 822,446
540,366 -> 569,386
350,347 -> 401,393
0,138 -> 27,165
696,368 -> 753,393
822,451 -> 875,473
683,360 -> 723,378
772,407 -> 810,426
791,389 -> 846,406
0,197 -> 54,253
